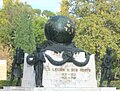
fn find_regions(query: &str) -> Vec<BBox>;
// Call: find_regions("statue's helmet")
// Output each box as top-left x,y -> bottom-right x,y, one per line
45,15 -> 75,43
36,44 -> 42,52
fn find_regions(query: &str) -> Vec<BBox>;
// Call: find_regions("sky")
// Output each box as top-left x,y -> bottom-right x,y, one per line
0,0 -> 61,12
0,0 -> 2,8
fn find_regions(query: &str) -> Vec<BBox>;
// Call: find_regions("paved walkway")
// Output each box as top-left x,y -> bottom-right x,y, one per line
1,88 -> 120,91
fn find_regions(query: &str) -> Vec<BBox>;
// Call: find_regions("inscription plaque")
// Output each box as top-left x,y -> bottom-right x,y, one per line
0,60 -> 7,80
43,51 -> 97,87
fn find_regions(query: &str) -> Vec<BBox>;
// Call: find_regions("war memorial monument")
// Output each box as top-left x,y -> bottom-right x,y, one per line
3,16 -> 116,91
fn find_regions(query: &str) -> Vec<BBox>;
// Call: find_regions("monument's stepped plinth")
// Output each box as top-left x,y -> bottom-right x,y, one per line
3,87 -> 116,91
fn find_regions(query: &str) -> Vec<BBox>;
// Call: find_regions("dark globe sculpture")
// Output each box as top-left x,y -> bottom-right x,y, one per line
45,15 -> 75,43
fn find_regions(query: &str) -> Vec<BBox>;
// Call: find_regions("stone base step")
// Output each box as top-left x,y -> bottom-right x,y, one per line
3,87 -> 116,91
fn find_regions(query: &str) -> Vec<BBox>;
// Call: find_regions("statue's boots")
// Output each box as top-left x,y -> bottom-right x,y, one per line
36,79 -> 44,87
36,85 -> 44,87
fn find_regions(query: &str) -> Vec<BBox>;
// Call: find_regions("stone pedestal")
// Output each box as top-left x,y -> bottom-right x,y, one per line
43,51 -> 97,88
22,53 -> 35,87
22,52 -> 97,88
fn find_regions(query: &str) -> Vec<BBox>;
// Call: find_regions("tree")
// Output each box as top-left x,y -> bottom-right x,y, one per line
14,12 -> 36,54
32,16 -> 47,45
0,0 -> 14,46
61,0 -> 120,77
60,0 -> 69,16
33,9 -> 41,16
0,1 -> 42,75
0,0 -> 14,73
42,10 -> 55,18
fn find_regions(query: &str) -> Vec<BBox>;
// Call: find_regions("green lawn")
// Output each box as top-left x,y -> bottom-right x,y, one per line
0,80 -> 17,89
98,80 -> 120,89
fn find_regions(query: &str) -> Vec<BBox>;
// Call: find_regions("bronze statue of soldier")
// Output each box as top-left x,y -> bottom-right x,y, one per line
27,44 -> 46,87
34,45 -> 46,87
99,47 -> 114,87
9,47 -> 24,86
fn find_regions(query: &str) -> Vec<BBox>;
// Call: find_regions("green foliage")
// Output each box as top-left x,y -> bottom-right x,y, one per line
60,0 -> 69,16
0,80 -> 19,88
33,9 -> 41,16
14,12 -> 36,54
42,10 -> 56,18
0,1 -> 55,48
68,0 -> 120,57
0,1 -> 34,46
0,6 -> 11,45
61,0 -> 120,78
0,1 -> 38,74
33,16 -> 47,45
0,80 -> 9,88
100,80 -> 120,89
